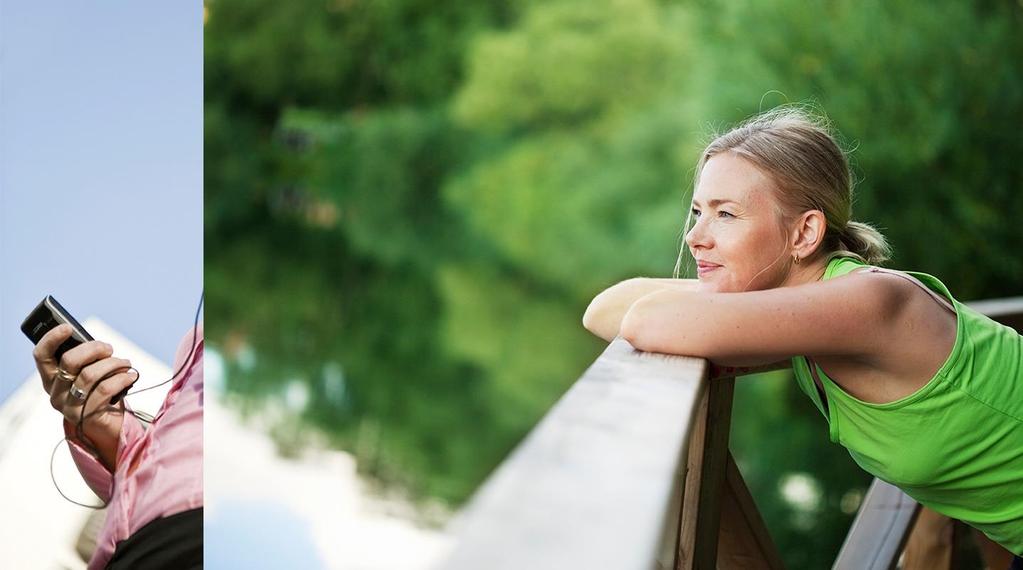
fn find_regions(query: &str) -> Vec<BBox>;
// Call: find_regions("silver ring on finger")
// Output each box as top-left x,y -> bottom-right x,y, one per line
68,384 -> 87,402
56,366 -> 77,383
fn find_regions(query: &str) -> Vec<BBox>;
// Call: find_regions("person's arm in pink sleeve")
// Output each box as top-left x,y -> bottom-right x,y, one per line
62,413 -> 145,502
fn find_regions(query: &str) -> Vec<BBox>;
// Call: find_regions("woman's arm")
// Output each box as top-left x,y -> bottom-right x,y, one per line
583,278 -> 699,342
619,272 -> 907,365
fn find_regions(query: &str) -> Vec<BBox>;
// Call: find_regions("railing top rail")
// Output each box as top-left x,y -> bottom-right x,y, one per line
437,338 -> 709,570
965,295 -> 1023,316
966,296 -> 1023,331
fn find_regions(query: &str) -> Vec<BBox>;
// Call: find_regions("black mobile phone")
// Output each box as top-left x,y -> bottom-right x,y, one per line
21,296 -> 130,405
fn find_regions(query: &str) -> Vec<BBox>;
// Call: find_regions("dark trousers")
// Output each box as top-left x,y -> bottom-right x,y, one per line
106,507 -> 202,569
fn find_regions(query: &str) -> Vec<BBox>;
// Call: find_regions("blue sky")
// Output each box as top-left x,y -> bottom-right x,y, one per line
0,2 -> 202,402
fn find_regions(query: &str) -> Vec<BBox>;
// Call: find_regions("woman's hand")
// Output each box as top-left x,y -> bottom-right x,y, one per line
33,324 -> 138,470
583,278 -> 699,342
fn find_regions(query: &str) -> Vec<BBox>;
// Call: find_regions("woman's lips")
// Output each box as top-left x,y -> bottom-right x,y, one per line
696,262 -> 721,276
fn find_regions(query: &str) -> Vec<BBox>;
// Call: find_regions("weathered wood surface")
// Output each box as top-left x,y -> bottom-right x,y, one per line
900,506 -> 957,570
676,377 -> 734,569
833,478 -> 921,570
437,337 -> 708,570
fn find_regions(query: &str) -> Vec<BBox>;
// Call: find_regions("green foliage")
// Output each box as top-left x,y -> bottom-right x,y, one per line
445,123 -> 688,295
205,0 -> 1021,565
454,0 -> 690,131
437,263 -> 596,431
283,106 -> 469,268
447,0 -> 702,294
691,0 -> 1023,298
205,0 -> 511,110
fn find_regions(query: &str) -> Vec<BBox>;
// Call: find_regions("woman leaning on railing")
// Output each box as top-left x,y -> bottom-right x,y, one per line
583,106 -> 1023,568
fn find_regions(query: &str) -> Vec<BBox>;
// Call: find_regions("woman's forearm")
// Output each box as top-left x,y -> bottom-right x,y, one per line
583,278 -> 698,342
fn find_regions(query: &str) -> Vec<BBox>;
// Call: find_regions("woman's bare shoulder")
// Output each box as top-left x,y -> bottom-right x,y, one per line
839,269 -> 959,376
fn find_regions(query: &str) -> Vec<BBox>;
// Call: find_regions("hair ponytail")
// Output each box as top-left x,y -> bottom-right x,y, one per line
831,220 -> 892,266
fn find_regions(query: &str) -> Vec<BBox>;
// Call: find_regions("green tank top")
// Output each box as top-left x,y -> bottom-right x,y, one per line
790,256 -> 1023,554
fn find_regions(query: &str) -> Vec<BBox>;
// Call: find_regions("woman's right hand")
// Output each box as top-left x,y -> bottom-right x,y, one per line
33,324 -> 137,459
583,278 -> 699,342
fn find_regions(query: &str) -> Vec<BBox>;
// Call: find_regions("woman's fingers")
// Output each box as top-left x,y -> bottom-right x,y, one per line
78,357 -> 133,393
59,340 -> 114,377
33,323 -> 73,363
43,342 -> 116,414
78,368 -> 138,410
73,357 -> 136,410
62,366 -> 139,424
33,324 -> 74,390
33,328 -> 136,432
34,321 -> 76,392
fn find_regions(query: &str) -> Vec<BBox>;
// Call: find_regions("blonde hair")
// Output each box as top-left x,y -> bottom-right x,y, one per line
673,105 -> 891,278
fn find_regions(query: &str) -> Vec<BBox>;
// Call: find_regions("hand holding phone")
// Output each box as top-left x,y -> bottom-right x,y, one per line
23,296 -> 133,406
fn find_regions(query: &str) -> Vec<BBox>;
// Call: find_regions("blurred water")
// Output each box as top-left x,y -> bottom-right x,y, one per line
205,500 -> 327,569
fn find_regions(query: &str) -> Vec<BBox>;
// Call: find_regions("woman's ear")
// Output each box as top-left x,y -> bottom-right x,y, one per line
791,210 -> 827,258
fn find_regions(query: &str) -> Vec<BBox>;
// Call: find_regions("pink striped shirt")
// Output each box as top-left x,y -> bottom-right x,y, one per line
64,325 -> 203,569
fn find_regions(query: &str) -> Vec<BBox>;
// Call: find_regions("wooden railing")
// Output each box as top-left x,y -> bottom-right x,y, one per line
436,296 -> 1023,570
439,338 -> 708,569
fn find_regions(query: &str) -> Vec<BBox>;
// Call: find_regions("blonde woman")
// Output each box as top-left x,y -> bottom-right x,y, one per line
583,108 -> 1022,566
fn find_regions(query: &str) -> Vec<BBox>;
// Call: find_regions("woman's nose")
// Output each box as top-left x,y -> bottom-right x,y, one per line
685,218 -> 711,250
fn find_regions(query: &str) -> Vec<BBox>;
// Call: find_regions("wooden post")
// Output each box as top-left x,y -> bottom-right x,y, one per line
900,507 -> 956,570
676,376 -> 735,569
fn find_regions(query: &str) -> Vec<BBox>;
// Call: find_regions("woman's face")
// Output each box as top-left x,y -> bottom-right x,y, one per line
686,152 -> 793,293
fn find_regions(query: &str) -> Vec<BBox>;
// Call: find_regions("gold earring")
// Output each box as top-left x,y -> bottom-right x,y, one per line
792,253 -> 801,265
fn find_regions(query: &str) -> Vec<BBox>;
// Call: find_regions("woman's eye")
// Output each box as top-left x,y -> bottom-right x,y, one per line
692,208 -> 733,219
